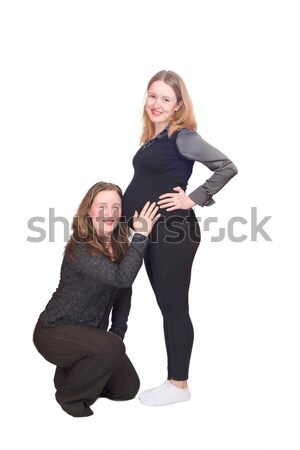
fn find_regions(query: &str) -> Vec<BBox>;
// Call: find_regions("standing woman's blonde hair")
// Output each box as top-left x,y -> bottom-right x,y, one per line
65,182 -> 130,263
141,70 -> 197,144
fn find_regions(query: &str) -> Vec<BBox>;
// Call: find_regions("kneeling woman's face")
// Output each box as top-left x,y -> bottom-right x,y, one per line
89,190 -> 122,241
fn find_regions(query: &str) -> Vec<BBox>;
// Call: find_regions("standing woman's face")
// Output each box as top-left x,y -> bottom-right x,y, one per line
145,80 -> 182,132
88,190 -> 122,240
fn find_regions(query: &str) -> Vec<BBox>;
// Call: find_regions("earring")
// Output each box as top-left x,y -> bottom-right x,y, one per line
174,110 -> 177,113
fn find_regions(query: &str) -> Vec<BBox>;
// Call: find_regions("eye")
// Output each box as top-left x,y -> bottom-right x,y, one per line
163,98 -> 170,103
148,94 -> 155,99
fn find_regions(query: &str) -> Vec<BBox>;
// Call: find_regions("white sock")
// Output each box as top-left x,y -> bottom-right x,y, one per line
138,380 -> 170,399
139,382 -> 191,406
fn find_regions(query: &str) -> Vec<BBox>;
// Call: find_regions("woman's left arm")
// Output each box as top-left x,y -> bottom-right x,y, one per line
177,130 -> 238,206
109,287 -> 132,340
158,130 -> 238,210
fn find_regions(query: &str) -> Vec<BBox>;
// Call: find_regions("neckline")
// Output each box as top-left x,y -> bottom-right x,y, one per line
142,127 -> 169,150
152,125 -> 169,140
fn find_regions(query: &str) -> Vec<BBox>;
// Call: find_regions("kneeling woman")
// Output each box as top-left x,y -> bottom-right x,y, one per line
33,181 -> 160,417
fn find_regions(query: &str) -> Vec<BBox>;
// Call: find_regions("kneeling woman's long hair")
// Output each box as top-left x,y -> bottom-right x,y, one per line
65,182 -> 130,263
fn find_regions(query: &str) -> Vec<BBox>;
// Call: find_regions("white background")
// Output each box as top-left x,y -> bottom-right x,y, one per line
1,1 -> 299,449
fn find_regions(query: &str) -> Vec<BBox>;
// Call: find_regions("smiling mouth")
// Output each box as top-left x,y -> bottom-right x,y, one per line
151,109 -> 162,116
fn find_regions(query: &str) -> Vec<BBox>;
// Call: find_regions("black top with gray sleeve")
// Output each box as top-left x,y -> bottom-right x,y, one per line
39,233 -> 148,339
122,128 -> 238,222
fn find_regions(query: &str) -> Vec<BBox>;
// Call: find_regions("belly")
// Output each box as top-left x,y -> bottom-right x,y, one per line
122,176 -> 187,223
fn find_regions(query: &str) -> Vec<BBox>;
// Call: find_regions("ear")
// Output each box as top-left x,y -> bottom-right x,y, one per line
175,100 -> 183,113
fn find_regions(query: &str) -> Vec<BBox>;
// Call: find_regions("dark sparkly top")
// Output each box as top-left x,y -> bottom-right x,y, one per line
39,233 -> 148,339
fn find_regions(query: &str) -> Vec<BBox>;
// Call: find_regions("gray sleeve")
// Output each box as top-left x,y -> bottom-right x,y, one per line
176,130 -> 238,206
71,233 -> 148,288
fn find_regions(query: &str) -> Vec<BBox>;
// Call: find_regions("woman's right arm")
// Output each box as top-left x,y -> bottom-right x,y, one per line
70,201 -> 160,288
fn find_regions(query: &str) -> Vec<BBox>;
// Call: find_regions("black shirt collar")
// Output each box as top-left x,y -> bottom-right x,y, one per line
142,126 -> 169,150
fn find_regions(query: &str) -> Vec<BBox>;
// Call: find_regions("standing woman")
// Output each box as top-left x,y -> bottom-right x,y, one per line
122,70 -> 238,406
33,181 -> 160,417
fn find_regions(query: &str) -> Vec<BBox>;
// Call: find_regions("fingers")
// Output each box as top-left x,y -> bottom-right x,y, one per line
165,206 -> 178,212
148,203 -> 160,219
159,187 -> 182,199
140,201 -> 158,217
148,205 -> 161,229
134,202 -> 161,236
139,201 -> 151,217
136,191 -> 186,222
159,193 -> 174,200
157,187 -> 186,210
159,201 -> 176,209
158,197 -> 175,206
152,212 -> 161,224
145,201 -> 158,217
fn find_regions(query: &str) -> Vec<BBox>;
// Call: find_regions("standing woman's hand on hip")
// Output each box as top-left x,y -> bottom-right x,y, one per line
133,201 -> 161,237
158,186 -> 196,211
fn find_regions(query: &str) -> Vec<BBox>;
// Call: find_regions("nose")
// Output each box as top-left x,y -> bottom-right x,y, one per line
107,208 -> 120,220
105,207 -> 114,219
154,98 -> 161,108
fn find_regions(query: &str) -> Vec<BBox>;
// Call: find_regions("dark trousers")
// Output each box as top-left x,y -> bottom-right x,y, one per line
144,210 -> 200,381
33,319 -> 139,417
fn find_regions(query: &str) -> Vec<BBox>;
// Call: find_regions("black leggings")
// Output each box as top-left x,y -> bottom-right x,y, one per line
33,320 -> 139,417
144,210 -> 200,380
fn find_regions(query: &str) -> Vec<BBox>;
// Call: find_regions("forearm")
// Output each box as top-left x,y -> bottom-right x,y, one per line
109,287 -> 132,339
71,233 -> 149,288
177,130 -> 238,206
189,160 -> 238,206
